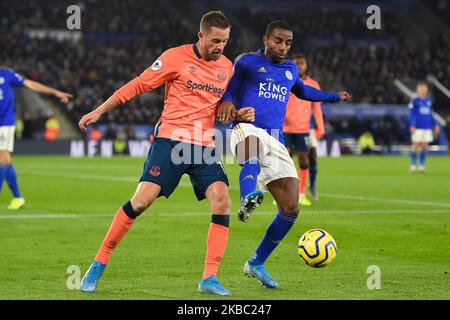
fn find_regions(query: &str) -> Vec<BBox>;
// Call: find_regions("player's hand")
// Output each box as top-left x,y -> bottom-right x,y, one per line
55,90 -> 73,104
236,107 -> 255,122
338,91 -> 350,102
78,110 -> 102,132
410,126 -> 416,134
217,101 -> 235,122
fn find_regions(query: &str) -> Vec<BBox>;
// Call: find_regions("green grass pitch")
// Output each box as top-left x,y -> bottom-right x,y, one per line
0,155 -> 449,300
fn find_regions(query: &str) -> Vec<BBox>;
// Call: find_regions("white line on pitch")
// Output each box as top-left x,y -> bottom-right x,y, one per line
320,193 -> 450,208
156,209 -> 450,217
0,213 -> 113,220
20,170 -> 137,182
1,209 -> 448,220
20,170 -> 450,209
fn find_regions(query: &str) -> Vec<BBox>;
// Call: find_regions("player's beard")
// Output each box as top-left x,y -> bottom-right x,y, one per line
209,49 -> 222,61
267,47 -> 285,63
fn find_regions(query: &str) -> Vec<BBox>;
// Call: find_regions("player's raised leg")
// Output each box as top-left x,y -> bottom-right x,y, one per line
235,134 -> 265,223
244,177 -> 299,288
198,181 -> 232,296
80,181 -> 160,292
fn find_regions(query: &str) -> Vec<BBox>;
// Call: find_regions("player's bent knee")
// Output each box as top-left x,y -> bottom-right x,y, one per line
211,196 -> 231,214
130,195 -> 157,214
279,200 -> 299,216
130,200 -> 151,214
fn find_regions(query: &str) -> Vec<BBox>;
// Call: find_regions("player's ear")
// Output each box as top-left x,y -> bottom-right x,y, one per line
263,35 -> 269,46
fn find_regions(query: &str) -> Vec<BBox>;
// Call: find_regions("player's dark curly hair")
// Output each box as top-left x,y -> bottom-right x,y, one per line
265,20 -> 292,37
292,53 -> 310,75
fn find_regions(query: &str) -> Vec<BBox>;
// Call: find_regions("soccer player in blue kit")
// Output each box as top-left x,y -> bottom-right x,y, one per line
218,21 -> 350,288
409,81 -> 440,173
0,67 -> 72,209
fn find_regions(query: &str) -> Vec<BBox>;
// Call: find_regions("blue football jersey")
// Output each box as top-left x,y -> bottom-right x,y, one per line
0,68 -> 25,126
409,97 -> 434,129
223,49 -> 338,143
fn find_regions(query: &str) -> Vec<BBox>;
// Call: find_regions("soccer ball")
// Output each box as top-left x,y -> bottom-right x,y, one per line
297,229 -> 337,268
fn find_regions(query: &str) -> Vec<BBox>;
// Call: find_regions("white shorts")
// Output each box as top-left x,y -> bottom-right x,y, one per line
230,123 -> 298,191
0,126 -> 15,152
412,129 -> 433,143
309,129 -> 318,148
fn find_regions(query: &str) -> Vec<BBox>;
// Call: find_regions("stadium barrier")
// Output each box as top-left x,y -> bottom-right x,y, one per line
12,139 -> 345,158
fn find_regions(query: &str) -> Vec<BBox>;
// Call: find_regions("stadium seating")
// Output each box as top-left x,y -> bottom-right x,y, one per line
0,0 -> 448,144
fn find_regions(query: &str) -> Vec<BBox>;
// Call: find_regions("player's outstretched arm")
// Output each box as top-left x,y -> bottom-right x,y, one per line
78,96 -> 119,132
291,82 -> 350,103
23,79 -> 73,103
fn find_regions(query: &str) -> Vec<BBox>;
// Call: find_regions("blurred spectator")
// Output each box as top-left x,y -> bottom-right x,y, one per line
375,121 -> 392,154
0,0 -> 448,137
15,117 -> 24,140
43,116 -> 60,141
22,112 -> 34,139
359,131 -> 375,154
89,125 -> 103,141
114,131 -> 128,155
105,123 -> 117,140
124,123 -> 136,140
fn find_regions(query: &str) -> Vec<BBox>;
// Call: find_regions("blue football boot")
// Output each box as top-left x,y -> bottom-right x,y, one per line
243,261 -> 278,288
198,275 -> 232,296
238,190 -> 264,223
80,261 -> 106,292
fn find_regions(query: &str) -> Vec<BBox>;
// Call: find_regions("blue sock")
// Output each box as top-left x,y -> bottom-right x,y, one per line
309,164 -> 318,189
239,160 -> 260,200
5,164 -> 21,198
419,150 -> 427,167
411,152 -> 417,166
0,165 -> 5,194
249,212 -> 297,265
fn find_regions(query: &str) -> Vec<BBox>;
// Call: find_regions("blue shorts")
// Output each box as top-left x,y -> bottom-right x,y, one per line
139,137 -> 229,201
283,133 -> 310,152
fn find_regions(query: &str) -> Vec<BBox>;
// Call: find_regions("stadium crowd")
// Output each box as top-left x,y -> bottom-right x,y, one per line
1,0 -> 448,144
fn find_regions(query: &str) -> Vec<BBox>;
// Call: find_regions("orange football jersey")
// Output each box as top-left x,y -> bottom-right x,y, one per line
113,44 -> 232,146
283,76 -> 324,136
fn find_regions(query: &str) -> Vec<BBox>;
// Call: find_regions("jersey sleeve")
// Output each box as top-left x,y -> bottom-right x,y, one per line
7,70 -> 25,87
112,48 -> 180,104
222,54 -> 246,103
291,73 -> 339,103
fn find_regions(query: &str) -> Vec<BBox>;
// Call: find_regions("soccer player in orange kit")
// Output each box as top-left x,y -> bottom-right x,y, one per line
283,54 -> 324,205
78,11 -> 253,296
